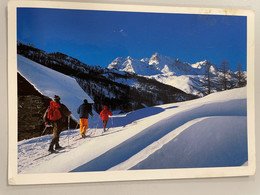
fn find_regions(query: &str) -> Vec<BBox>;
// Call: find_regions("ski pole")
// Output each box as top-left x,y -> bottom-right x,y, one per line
88,115 -> 94,136
67,116 -> 70,146
96,117 -> 100,130
33,124 -> 52,148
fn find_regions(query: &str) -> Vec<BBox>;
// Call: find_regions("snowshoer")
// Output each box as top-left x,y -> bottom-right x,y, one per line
77,99 -> 94,138
47,95 -> 71,152
99,105 -> 112,132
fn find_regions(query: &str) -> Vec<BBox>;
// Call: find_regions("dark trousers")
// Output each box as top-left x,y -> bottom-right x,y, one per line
103,120 -> 108,129
50,120 -> 63,147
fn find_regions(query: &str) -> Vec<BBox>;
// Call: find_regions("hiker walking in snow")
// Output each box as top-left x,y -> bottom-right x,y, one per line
77,99 -> 94,138
99,105 -> 113,132
47,95 -> 71,152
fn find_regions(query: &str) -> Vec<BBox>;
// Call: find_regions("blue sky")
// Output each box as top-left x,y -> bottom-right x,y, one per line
17,8 -> 247,71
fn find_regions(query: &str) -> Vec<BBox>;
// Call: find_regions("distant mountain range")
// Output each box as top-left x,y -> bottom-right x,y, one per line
108,52 -> 218,76
108,52 -> 246,96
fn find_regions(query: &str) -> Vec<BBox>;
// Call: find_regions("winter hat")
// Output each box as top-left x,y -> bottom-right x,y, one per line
54,95 -> 60,101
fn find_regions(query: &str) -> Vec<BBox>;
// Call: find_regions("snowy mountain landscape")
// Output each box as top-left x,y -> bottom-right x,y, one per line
17,54 -> 248,173
108,52 -> 246,97
17,42 -> 196,115
18,85 -> 247,173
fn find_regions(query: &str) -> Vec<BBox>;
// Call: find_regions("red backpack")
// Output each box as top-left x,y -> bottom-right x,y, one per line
47,101 -> 62,121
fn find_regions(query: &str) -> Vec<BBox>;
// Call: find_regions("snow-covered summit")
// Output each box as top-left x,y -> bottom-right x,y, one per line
147,53 -> 189,74
148,52 -> 173,70
108,52 -> 217,76
191,60 -> 218,75
108,53 -> 221,96
108,55 -> 161,76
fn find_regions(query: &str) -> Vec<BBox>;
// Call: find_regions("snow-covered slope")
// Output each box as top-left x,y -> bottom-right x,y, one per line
18,87 -> 248,173
146,73 -> 204,96
17,54 -> 94,121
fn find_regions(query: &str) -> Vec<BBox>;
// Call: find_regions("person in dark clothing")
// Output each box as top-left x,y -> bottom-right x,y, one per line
47,95 -> 71,152
77,99 -> 94,138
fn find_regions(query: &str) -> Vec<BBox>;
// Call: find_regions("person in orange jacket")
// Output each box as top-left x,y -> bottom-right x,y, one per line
99,105 -> 112,132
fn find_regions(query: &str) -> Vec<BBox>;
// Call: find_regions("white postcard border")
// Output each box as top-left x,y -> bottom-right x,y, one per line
8,0 -> 255,185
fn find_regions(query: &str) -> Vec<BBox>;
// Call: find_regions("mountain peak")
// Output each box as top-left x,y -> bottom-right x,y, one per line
150,52 -> 161,61
191,60 -> 215,69
153,52 -> 160,56
126,56 -> 133,60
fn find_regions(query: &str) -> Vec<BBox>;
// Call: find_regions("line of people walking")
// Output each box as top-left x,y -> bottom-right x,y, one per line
45,95 -> 113,152
77,99 -> 113,138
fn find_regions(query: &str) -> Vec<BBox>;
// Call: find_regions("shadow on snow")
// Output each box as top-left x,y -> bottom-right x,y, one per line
71,99 -> 247,172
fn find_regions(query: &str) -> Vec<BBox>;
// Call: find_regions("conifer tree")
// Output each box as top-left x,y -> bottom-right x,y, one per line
202,61 -> 212,95
235,62 -> 247,87
218,59 -> 230,90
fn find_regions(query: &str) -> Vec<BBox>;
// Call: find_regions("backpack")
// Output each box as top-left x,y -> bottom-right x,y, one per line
46,101 -> 62,121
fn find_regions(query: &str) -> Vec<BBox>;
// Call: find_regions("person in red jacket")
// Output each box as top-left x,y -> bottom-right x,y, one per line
47,95 -> 71,152
99,105 -> 112,132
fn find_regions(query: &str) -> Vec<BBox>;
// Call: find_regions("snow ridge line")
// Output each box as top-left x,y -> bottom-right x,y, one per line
108,117 -> 207,170
18,70 -> 44,96
70,98 -> 246,172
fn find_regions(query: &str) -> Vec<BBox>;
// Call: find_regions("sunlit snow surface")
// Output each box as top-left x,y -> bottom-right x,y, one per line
17,64 -> 247,173
17,55 -> 247,173
17,55 -> 94,121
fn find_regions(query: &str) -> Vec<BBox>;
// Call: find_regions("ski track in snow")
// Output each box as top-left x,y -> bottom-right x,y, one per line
18,127 -> 104,173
